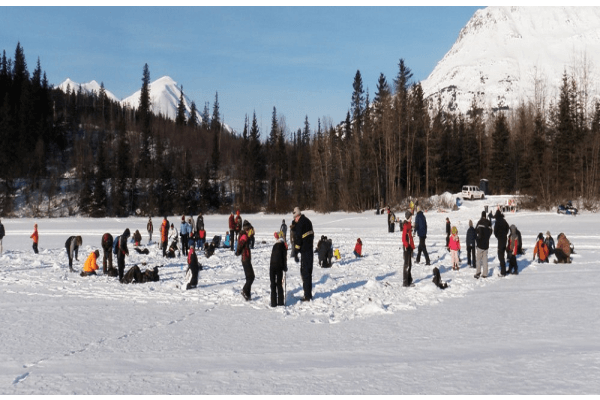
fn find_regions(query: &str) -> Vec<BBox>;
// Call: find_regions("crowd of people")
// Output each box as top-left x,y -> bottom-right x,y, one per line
386,204 -> 574,285
0,202 -> 576,305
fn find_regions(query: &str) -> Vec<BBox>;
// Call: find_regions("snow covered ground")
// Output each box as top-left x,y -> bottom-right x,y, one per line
1,196 -> 599,394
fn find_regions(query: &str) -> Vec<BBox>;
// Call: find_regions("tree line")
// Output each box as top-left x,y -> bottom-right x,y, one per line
1,43 -> 600,218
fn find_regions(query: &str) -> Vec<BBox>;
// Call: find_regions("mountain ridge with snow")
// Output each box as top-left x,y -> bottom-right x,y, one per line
421,6 -> 600,115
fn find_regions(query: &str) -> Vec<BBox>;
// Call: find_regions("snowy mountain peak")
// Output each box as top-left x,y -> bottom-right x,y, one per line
421,6 -> 600,115
121,75 -> 197,122
57,78 -> 119,103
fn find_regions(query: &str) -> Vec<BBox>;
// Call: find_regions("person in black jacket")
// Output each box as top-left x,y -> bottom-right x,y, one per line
101,233 -> 114,274
117,228 -> 130,282
185,246 -> 202,290
493,210 -> 510,276
466,220 -> 477,268
292,207 -> 314,302
445,217 -> 451,250
65,236 -> 83,272
475,211 -> 492,278
270,231 -> 288,307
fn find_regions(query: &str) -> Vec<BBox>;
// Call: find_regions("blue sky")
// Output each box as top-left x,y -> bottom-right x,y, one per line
0,6 -> 483,134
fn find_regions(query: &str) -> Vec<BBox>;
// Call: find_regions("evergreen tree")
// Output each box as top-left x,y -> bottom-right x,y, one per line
138,64 -> 152,178
351,70 -> 364,135
175,85 -> 186,126
490,112 -> 511,193
210,92 -> 220,131
201,101 -> 210,130
188,100 -> 199,128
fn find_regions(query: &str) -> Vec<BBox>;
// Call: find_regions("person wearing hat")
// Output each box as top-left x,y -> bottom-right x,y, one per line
402,211 -> 415,287
280,219 -> 288,242
116,228 -> 131,282
293,207 -> 314,301
80,250 -> 100,276
269,231 -> 288,307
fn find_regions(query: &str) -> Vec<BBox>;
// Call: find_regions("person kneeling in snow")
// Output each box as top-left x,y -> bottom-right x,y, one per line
80,250 -> 100,277
353,238 -> 363,258
554,233 -> 572,263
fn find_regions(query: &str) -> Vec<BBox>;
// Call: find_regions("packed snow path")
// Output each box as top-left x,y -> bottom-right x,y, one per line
1,198 -> 599,394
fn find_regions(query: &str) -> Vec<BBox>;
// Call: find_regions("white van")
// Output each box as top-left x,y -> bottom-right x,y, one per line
461,185 -> 485,200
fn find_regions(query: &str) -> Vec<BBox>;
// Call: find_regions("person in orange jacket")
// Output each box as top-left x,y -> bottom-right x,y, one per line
402,212 -> 415,287
81,250 -> 100,276
30,223 -> 39,254
353,238 -> 363,258
533,232 -> 550,263
160,217 -> 169,257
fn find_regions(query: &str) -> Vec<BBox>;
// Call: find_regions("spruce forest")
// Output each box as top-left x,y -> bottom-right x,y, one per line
1,43 -> 600,218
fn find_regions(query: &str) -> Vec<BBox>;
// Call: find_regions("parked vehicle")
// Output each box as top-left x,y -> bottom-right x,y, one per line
461,185 -> 485,200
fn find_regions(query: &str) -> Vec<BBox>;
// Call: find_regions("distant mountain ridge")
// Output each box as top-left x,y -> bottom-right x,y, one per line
421,6 -> 600,114
57,75 -> 198,123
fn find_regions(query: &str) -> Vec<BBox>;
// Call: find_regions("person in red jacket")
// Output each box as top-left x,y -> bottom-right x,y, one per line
449,226 -> 461,271
228,212 -> 235,251
30,223 -> 39,254
402,212 -> 415,287
234,210 -> 242,242
353,238 -> 363,258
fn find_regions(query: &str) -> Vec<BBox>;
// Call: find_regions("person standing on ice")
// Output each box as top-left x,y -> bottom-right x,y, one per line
0,219 -> 5,255
30,223 -> 39,254
185,246 -> 201,290
449,226 -> 461,271
234,210 -> 243,242
474,211 -> 492,279
293,207 -> 314,301
180,215 -> 190,257
445,217 -> 451,250
101,233 -> 114,274
236,223 -> 254,301
413,206 -> 430,265
387,206 -> 396,233
466,220 -> 476,268
402,211 -> 415,287
270,231 -> 288,307
506,225 -> 519,274
160,217 -> 169,257
147,217 -> 153,244
228,212 -> 235,251
280,219 -> 287,242
494,210 -> 510,276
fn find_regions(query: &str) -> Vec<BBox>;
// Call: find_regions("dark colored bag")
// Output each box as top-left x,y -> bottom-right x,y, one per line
432,267 -> 448,289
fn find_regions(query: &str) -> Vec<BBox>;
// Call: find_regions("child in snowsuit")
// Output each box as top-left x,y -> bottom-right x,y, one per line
353,238 -> 363,258
81,250 -> 100,276
449,226 -> 461,271
31,224 -> 39,254
270,231 -> 288,307
402,211 -> 415,287
506,225 -> 519,274
533,232 -> 549,263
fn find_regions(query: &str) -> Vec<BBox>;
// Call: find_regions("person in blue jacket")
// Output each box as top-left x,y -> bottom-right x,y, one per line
180,215 -> 190,257
414,206 -> 430,265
